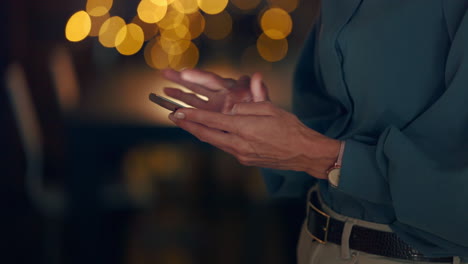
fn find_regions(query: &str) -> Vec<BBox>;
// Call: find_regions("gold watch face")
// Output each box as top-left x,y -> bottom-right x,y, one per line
328,168 -> 341,187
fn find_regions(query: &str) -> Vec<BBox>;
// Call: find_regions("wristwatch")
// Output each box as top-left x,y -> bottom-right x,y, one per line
326,141 -> 345,188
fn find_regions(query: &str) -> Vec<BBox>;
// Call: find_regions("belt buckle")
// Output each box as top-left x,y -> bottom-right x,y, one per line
306,201 -> 331,244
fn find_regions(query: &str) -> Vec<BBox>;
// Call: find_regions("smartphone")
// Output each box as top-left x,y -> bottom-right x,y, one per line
149,93 -> 185,112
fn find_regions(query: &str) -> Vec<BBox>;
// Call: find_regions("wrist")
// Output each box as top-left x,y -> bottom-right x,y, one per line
299,130 -> 341,179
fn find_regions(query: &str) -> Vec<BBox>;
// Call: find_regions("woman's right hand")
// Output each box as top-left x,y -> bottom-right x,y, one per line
162,69 -> 269,114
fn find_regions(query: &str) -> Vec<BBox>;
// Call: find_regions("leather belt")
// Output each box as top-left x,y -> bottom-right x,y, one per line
306,191 -> 454,263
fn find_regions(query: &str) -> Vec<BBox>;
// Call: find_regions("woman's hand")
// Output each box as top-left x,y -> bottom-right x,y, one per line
169,101 -> 340,179
166,72 -> 340,179
162,69 -> 269,114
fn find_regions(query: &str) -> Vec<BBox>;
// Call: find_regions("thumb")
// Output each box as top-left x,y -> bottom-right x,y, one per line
251,72 -> 269,102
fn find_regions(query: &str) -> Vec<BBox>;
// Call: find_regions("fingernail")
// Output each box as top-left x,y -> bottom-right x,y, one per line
175,112 -> 185,119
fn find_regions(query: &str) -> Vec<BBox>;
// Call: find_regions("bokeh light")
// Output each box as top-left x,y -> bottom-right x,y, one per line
137,0 -> 168,24
231,0 -> 262,11
161,22 -> 191,40
116,23 -> 145,55
260,8 -> 292,40
131,15 -> 160,41
267,0 -> 299,13
169,41 -> 199,70
172,0 -> 198,14
186,11 -> 205,39
86,0 -> 113,17
150,0 -> 170,5
256,33 -> 288,62
144,38 -> 170,69
65,11 -> 92,42
66,0 -> 297,67
160,37 -> 191,55
203,10 -> 232,40
98,16 -> 126,47
89,12 -> 110,37
197,0 -> 228,15
157,7 -> 186,30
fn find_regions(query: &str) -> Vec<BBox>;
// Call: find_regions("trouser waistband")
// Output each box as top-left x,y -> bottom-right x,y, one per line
305,186 -> 458,263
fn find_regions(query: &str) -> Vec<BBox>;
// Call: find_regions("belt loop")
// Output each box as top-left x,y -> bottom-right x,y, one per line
341,219 -> 356,259
453,256 -> 461,264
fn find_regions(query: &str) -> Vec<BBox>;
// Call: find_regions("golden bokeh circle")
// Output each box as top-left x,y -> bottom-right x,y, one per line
186,11 -> 205,39
132,15 -> 159,41
160,38 -> 191,55
197,0 -> 228,15
203,10 -> 232,40
256,33 -> 288,62
144,38 -> 170,69
65,10 -> 92,42
149,0 -> 168,6
138,0 -> 168,23
260,8 -> 292,40
172,0 -> 199,14
116,23 -> 145,56
157,7 -> 186,30
161,23 -> 191,41
86,0 -> 113,17
99,16 -> 126,47
169,41 -> 199,70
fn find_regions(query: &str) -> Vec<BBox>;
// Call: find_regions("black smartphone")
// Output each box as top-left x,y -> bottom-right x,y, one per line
149,93 -> 185,112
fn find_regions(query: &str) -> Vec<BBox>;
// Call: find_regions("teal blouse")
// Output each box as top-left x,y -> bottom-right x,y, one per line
263,0 -> 468,258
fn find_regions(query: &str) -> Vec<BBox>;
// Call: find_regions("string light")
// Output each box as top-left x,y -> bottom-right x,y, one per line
186,11 -> 205,39
171,0 -> 198,14
256,33 -> 288,62
98,16 -> 126,47
65,11 -> 92,42
197,0 -> 228,15
137,0 -> 168,23
131,15 -> 160,41
86,0 -> 113,17
115,23 -> 145,55
66,0 -> 301,69
260,8 -> 292,40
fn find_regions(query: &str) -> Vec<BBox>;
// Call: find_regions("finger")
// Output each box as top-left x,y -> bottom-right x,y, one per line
173,108 -> 239,133
231,101 -> 275,116
181,69 -> 235,91
164,87 -> 208,109
162,69 -> 214,97
169,113 -> 243,149
251,72 -> 269,102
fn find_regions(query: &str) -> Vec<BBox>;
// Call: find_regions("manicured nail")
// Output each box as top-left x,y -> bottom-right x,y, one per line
175,112 -> 185,119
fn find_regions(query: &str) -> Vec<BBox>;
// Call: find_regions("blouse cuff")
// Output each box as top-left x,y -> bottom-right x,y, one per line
336,139 -> 392,205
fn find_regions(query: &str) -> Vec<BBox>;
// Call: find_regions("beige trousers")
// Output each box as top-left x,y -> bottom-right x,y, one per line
297,189 -> 464,264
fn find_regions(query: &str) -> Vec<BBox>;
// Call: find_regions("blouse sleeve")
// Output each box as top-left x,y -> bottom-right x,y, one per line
337,7 -> 468,248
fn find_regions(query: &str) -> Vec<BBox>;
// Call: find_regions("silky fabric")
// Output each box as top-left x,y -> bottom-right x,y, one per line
263,0 -> 468,258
